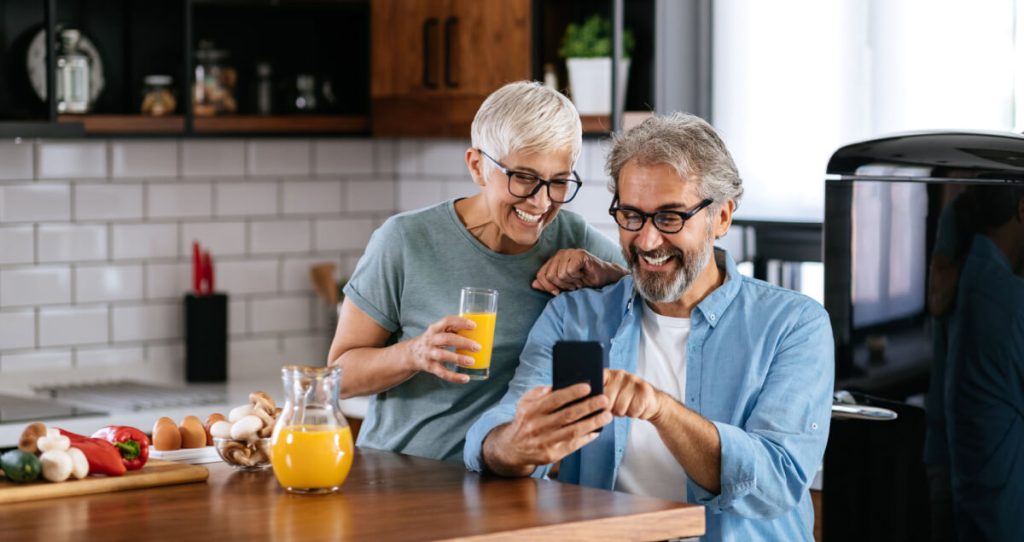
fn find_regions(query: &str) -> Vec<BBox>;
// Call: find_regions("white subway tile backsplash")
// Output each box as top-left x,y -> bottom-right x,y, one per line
182,140 -> 245,177
146,342 -> 183,366
313,139 -> 375,175
39,305 -> 109,347
229,298 -> 247,336
76,345 -> 145,367
0,266 -> 71,307
227,337 -> 281,380
250,220 -> 311,254
148,183 -> 213,219
247,140 -> 311,177
282,181 -> 343,215
216,259 -> 279,295
145,262 -> 191,299
0,226 -> 34,264
0,184 -> 71,222
112,223 -> 178,260
0,141 -> 34,180
181,222 -> 247,257
111,140 -> 179,178
396,179 -> 445,211
345,179 -> 395,213
112,303 -> 181,342
372,139 -> 396,175
38,224 -> 108,263
444,180 -> 477,201
215,182 -> 278,217
579,140 -> 611,182
250,296 -> 311,333
421,139 -> 471,176
314,218 -> 374,251
0,310 -> 35,350
282,334 -> 329,365
1,349 -> 72,372
38,141 -> 107,179
75,184 -> 144,220
565,180 -> 616,227
395,139 -> 421,175
76,264 -> 144,303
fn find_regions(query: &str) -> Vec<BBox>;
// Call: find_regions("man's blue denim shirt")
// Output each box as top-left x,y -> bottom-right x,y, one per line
465,249 -> 834,541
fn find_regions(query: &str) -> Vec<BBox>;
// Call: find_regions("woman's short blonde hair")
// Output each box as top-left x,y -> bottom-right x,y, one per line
471,81 -> 582,170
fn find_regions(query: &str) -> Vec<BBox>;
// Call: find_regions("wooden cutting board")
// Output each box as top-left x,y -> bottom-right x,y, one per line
0,459 -> 208,504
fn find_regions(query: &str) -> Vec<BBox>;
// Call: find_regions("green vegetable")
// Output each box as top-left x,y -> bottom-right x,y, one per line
559,14 -> 635,59
1,449 -> 42,483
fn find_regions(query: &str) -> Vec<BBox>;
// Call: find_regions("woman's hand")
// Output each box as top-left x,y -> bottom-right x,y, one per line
404,316 -> 482,384
532,249 -> 627,295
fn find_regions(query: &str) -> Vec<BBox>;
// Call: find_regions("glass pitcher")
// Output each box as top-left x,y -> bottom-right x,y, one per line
270,365 -> 354,494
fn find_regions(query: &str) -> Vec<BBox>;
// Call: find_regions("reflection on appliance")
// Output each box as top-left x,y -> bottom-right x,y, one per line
0,393 -> 104,424
824,131 -> 1024,541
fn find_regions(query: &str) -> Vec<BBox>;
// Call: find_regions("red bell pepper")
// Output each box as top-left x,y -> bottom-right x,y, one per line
57,428 -> 127,477
92,426 -> 150,471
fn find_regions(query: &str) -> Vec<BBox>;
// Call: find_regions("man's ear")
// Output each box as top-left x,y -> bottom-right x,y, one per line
714,199 -> 735,239
466,148 -> 487,188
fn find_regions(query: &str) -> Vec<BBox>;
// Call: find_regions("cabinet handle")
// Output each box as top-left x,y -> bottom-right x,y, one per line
444,16 -> 459,88
422,18 -> 439,89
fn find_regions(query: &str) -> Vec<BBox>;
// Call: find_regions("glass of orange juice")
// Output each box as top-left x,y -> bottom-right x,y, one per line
271,365 -> 354,494
454,287 -> 498,380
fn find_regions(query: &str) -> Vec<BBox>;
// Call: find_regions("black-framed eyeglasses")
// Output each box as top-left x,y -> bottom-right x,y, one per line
608,196 -> 714,234
478,149 -> 583,204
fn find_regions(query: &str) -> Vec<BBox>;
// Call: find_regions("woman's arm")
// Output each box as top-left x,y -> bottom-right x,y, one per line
328,298 -> 481,398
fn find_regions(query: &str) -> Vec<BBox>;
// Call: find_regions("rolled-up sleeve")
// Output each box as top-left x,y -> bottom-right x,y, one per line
464,295 -> 568,477
691,304 -> 834,518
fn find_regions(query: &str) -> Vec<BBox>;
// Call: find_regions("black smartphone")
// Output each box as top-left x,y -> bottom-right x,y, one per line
552,341 -> 605,432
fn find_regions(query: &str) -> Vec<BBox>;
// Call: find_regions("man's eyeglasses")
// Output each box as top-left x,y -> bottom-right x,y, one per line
478,149 -> 583,204
608,196 -> 714,234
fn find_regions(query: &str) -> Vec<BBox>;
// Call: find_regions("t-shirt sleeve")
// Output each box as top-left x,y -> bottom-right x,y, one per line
342,217 -> 405,333
583,223 -> 626,267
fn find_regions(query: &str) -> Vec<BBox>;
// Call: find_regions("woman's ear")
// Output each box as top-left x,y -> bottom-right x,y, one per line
466,148 -> 487,188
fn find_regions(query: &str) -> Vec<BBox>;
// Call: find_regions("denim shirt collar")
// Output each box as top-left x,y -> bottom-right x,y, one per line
619,247 -> 742,328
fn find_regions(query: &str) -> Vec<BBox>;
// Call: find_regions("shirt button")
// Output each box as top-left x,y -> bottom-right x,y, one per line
709,314 -> 716,321
811,423 -> 818,431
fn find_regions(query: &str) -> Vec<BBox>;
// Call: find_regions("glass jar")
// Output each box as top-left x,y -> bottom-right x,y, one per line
141,75 -> 176,116
270,365 -> 354,494
193,41 -> 237,116
56,29 -> 91,114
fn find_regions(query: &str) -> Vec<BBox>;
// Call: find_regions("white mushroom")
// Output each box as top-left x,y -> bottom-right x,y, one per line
230,415 -> 263,441
67,447 -> 89,479
37,434 -> 71,453
228,405 -> 254,423
40,450 -> 73,482
252,408 -> 276,438
210,420 -> 233,440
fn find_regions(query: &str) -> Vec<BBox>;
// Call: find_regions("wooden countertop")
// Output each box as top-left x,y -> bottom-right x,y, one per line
0,448 -> 705,541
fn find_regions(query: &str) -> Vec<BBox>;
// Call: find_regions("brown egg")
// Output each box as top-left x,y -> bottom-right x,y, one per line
204,413 -> 226,446
179,416 -> 207,449
152,417 -> 181,451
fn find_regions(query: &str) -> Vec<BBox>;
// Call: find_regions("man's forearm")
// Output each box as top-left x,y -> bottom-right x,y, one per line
481,423 -> 537,478
650,393 -> 722,493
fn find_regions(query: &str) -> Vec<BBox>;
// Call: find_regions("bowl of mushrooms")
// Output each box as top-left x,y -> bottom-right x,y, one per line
209,391 -> 280,470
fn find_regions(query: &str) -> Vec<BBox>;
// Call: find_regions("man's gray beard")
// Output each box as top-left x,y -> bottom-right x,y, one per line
625,226 -> 714,304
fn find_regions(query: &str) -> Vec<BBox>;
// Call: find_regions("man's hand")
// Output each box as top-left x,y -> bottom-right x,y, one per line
532,249 -> 627,296
603,369 -> 665,422
482,383 -> 612,476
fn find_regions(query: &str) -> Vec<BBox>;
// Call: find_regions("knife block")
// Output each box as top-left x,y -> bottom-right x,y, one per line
184,293 -> 228,382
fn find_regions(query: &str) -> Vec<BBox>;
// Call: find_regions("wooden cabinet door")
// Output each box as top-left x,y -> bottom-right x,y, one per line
441,0 -> 531,136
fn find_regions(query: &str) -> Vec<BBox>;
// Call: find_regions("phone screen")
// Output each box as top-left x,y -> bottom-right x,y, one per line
552,341 -> 605,431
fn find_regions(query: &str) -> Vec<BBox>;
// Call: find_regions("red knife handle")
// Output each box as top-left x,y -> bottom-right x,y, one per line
192,242 -> 202,294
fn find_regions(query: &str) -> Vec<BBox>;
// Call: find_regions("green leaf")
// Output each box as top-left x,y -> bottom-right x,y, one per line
559,14 -> 635,59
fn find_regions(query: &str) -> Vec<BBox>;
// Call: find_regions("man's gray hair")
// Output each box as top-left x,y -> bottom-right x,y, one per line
471,81 -> 582,169
606,112 -> 743,210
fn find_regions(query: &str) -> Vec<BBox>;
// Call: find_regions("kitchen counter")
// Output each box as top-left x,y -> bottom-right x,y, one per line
0,448 -> 705,541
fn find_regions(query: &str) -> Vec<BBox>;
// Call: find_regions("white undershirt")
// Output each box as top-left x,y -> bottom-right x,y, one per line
613,305 -> 690,502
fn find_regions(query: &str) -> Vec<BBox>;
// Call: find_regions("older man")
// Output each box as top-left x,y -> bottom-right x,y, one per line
464,113 -> 834,541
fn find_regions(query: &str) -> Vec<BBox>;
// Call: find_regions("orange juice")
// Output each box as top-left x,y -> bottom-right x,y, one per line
271,425 -> 354,491
456,312 -> 497,369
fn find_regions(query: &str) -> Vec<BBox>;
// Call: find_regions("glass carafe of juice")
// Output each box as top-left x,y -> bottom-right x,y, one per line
271,365 -> 354,494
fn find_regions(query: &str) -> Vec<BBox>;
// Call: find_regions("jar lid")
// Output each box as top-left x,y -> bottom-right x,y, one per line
144,74 -> 173,86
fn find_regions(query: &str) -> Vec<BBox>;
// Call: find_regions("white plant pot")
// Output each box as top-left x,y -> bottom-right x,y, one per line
565,57 -> 630,116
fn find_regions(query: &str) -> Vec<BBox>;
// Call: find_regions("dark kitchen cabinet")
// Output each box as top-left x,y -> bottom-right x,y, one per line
370,0 -> 531,137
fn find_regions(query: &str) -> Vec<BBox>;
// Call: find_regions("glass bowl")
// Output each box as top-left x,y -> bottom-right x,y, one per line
213,437 -> 272,470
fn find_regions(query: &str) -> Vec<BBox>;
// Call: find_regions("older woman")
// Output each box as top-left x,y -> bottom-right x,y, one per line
328,81 -> 626,462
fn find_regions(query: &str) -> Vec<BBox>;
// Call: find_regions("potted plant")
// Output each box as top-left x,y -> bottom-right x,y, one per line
559,14 -> 635,116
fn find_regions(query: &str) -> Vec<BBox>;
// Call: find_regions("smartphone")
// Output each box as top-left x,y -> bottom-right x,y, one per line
552,341 -> 605,432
